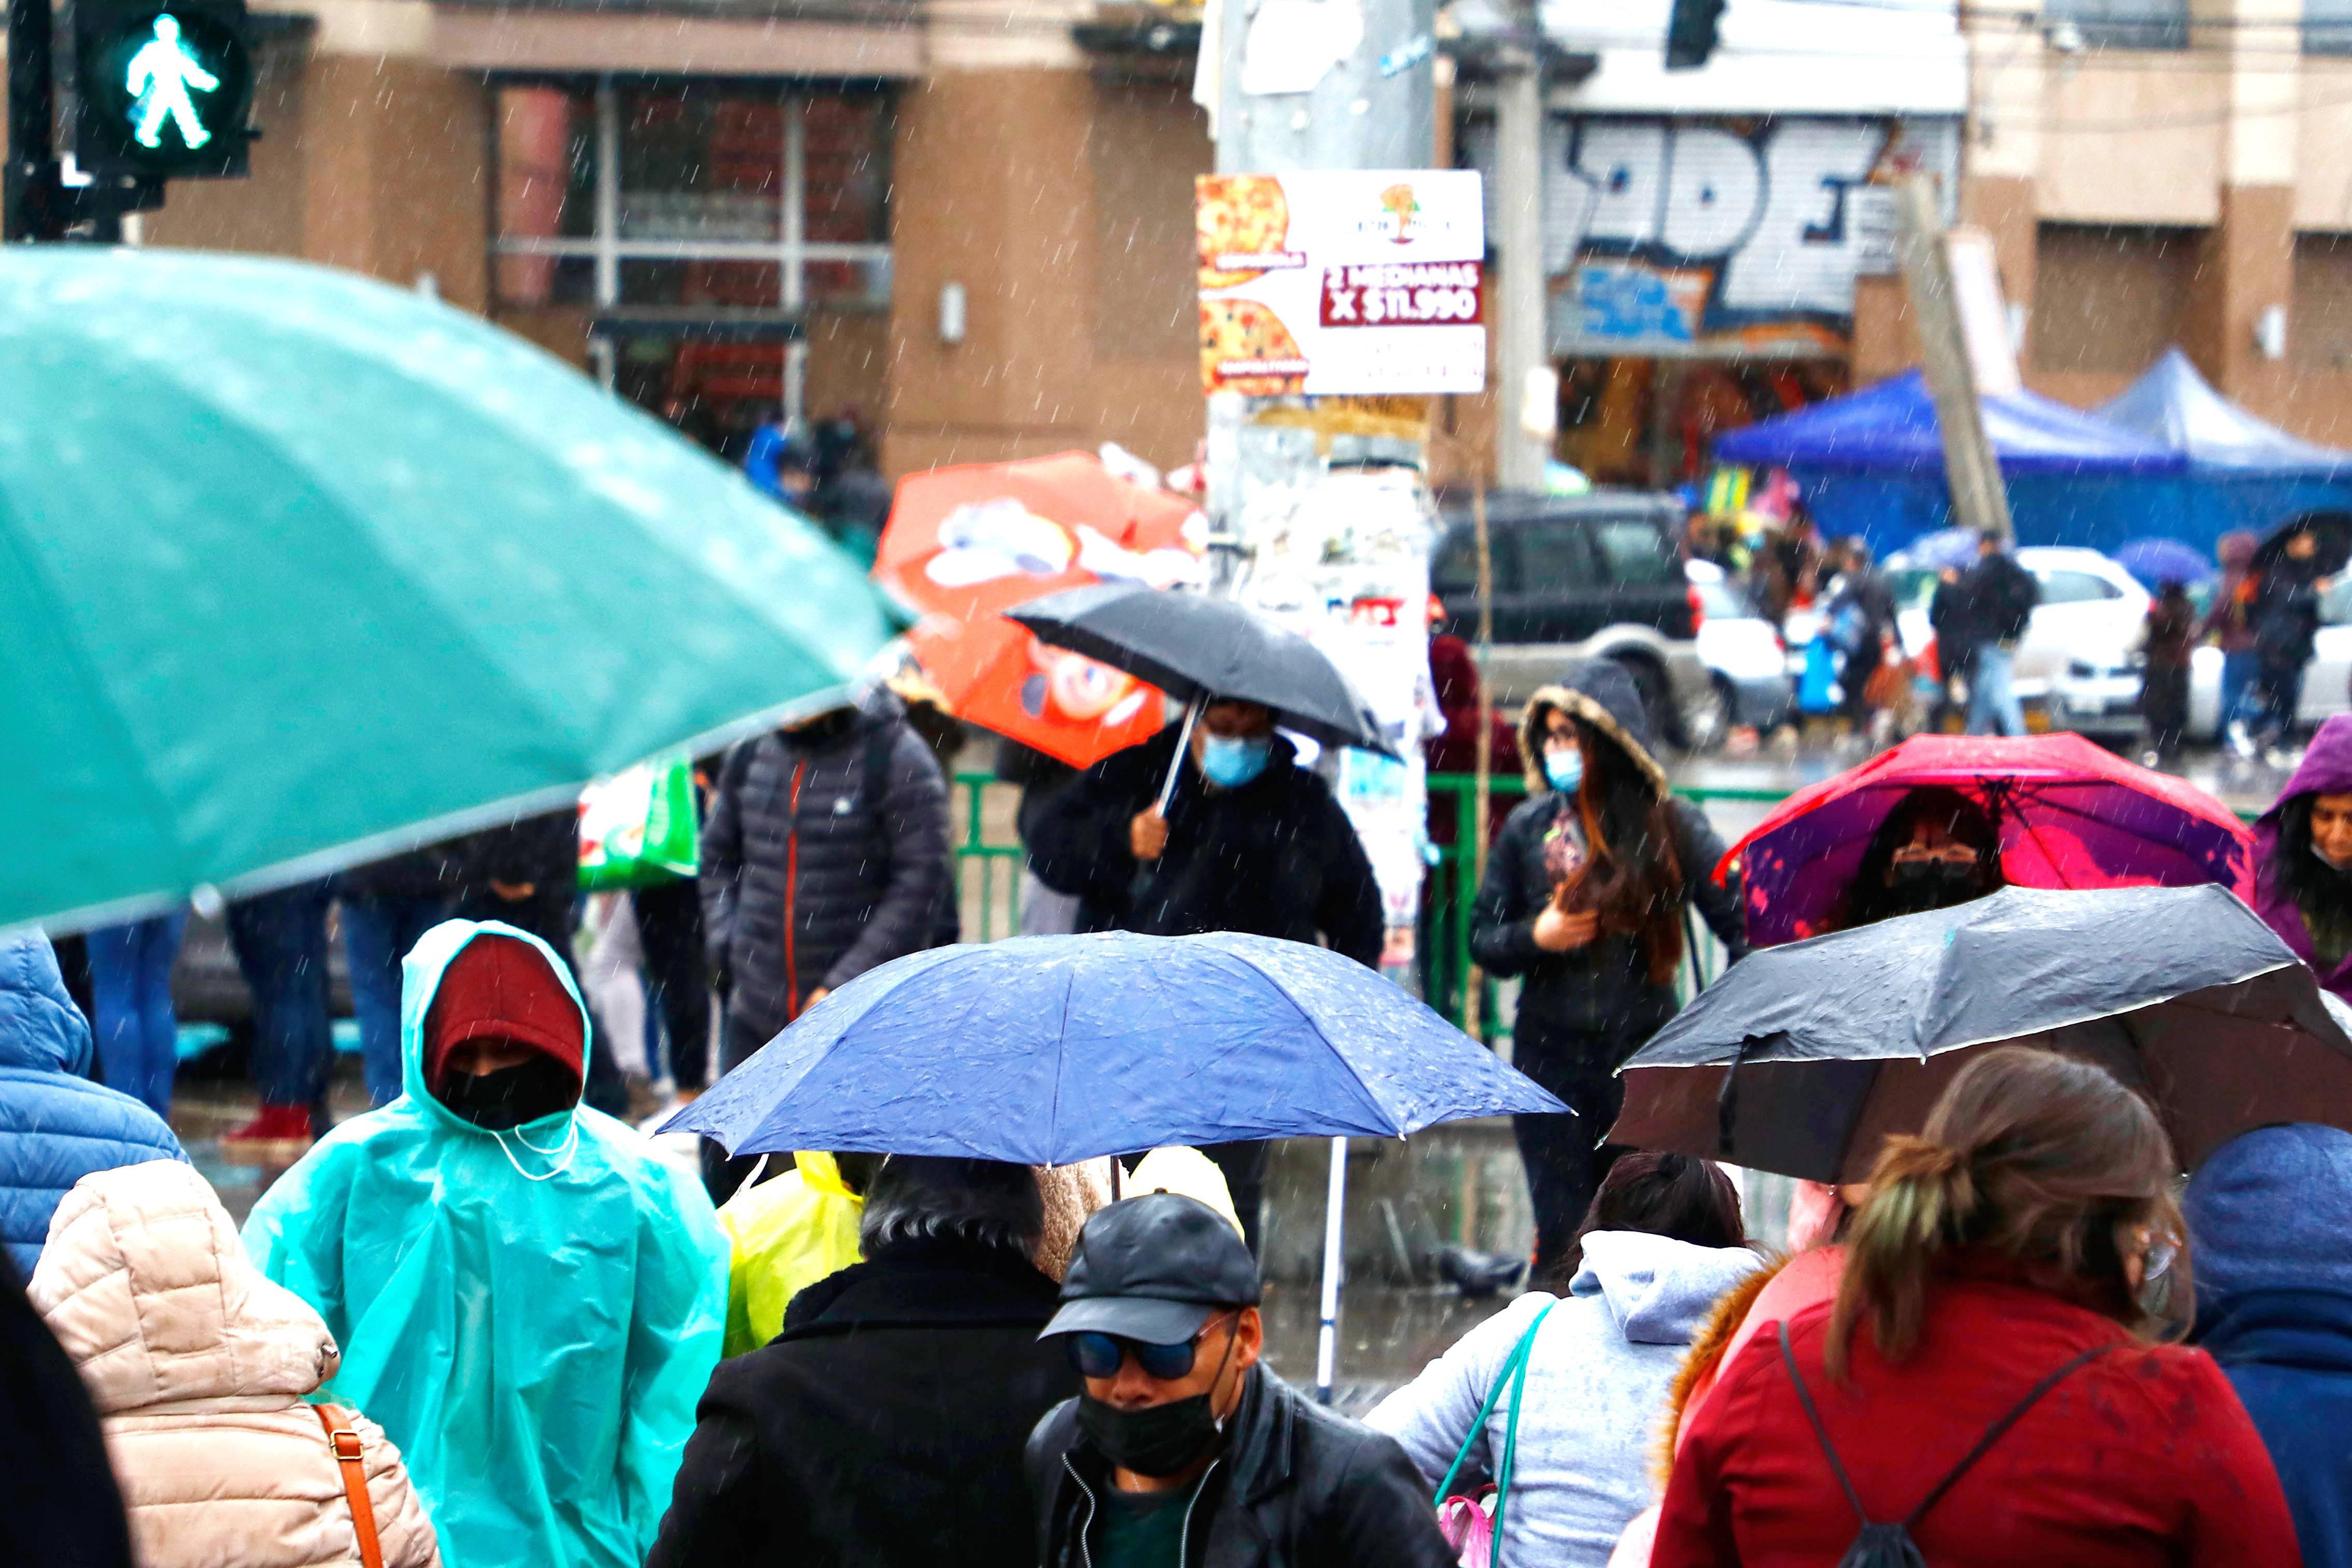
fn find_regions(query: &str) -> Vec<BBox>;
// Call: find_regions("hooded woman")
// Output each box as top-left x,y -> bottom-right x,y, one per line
2254,712 -> 2352,1002
243,920 -> 727,1568
1468,659 -> 1748,1267
33,1160 -> 440,1568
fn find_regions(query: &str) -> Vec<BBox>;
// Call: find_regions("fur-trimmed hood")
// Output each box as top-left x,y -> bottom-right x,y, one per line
1518,659 -> 1670,799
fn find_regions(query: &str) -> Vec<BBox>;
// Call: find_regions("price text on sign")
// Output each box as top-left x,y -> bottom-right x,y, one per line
1321,262 -> 1485,328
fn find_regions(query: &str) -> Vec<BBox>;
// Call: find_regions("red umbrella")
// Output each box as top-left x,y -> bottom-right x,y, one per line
1718,733 -> 2255,947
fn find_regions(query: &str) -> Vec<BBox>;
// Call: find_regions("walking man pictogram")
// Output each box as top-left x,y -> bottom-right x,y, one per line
126,16 -> 218,151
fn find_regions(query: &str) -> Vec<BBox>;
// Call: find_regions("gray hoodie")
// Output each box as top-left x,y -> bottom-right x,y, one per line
1366,1231 -> 1761,1567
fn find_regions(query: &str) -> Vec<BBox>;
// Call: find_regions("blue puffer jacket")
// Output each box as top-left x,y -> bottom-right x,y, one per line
0,934 -> 185,1274
2187,1123 -> 2352,1568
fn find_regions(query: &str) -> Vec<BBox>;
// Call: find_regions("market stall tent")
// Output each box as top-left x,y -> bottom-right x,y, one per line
1710,370 -> 2186,556
2096,348 -> 2352,545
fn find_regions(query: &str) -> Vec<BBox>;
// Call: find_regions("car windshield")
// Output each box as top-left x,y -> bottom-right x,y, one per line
2033,568 -> 2124,604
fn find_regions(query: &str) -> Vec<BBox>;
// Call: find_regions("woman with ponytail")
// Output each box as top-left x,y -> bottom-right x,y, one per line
1649,1047 -> 2298,1568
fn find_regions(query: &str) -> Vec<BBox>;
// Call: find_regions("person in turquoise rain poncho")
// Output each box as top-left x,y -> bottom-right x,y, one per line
243,919 -> 725,1568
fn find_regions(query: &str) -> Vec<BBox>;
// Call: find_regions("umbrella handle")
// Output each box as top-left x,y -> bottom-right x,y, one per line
1315,1135 -> 1346,1405
1155,695 -> 1205,816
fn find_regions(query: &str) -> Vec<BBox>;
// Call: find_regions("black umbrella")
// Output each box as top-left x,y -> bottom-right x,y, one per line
1609,884 -> 2352,1182
1007,583 -> 1395,758
2252,511 -> 2352,577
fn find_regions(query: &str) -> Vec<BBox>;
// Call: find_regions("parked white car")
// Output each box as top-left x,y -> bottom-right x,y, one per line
1686,560 -> 1796,741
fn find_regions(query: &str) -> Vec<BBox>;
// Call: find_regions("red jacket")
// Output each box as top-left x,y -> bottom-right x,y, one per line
1653,1268 -> 2300,1568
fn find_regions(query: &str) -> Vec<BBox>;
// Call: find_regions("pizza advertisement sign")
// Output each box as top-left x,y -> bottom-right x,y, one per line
1196,169 -> 1487,397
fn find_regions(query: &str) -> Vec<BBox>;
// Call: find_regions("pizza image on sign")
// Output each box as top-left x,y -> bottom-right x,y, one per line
1196,175 -> 1297,290
1200,299 -> 1307,394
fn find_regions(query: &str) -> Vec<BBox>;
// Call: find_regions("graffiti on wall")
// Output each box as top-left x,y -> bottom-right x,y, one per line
1470,115 -> 1961,358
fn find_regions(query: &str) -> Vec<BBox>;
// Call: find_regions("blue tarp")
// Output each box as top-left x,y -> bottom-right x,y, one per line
1707,367 -> 2320,560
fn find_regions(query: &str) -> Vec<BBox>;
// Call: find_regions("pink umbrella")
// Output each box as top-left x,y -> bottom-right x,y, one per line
1719,733 -> 2255,947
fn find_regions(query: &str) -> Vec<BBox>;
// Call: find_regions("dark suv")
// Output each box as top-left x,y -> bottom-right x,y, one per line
1432,490 -> 1710,745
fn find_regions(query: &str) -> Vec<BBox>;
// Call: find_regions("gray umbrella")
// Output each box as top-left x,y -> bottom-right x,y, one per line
1609,884 -> 2352,1181
1007,582 -> 1395,758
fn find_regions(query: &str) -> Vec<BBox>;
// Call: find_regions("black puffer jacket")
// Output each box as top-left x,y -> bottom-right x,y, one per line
1026,1364 -> 1453,1568
650,1238 -> 1074,1568
699,693 -> 950,1040
1470,659 -> 1745,1044
1026,725 -> 1383,967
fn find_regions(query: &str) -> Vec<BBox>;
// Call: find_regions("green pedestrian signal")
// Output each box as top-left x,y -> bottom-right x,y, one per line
73,0 -> 253,177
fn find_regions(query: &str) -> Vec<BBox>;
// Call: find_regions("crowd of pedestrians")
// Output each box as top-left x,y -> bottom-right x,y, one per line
10,666 -> 2352,1568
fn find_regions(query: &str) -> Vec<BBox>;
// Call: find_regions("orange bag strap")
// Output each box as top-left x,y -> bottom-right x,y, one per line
313,1404 -> 386,1568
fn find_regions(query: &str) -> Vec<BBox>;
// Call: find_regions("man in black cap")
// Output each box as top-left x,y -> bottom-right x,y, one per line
1025,1193 -> 1452,1568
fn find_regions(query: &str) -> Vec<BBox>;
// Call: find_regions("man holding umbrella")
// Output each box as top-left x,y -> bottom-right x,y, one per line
1028,696 -> 1382,1248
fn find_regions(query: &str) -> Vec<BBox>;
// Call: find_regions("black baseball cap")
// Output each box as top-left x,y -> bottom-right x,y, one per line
1040,1192 -> 1263,1345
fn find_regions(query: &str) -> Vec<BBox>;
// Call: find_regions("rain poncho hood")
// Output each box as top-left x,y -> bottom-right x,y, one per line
243,919 -> 725,1568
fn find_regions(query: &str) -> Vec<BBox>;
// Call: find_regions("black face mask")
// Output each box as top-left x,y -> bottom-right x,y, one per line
433,1055 -> 579,1131
1884,858 -> 1983,915
1077,1388 -> 1229,1478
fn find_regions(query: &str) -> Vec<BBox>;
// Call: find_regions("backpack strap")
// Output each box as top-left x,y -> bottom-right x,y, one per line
1777,1320 -> 2113,1536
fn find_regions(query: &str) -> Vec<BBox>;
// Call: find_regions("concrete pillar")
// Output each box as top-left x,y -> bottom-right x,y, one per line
2183,0 -> 2299,412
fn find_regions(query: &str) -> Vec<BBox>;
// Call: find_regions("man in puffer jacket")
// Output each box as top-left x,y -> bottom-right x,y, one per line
32,1159 -> 440,1568
699,688 -> 950,1197
0,934 -> 185,1275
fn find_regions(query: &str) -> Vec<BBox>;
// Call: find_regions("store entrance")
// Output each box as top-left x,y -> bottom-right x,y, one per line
596,322 -> 801,465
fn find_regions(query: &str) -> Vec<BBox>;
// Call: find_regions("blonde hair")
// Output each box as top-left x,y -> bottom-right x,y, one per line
1825,1046 -> 2186,1380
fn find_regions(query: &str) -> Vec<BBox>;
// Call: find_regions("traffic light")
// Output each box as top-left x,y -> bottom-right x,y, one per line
71,0 -> 253,178
1664,0 -> 1726,69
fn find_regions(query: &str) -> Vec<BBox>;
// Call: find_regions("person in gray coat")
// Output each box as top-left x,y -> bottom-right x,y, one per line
1366,1154 -> 1758,1568
699,687 -> 951,1197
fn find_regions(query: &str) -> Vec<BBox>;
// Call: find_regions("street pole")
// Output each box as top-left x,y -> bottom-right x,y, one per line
1464,474 -> 1493,1043
5,0 -> 64,241
1895,173 -> 2013,545
1492,45 -> 1547,493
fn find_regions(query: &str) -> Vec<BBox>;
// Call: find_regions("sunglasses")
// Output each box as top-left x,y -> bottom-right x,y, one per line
1066,1313 -> 1235,1381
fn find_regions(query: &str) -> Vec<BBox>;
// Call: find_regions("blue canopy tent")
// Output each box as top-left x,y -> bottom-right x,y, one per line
1711,370 -> 2187,557
2096,348 -> 2352,547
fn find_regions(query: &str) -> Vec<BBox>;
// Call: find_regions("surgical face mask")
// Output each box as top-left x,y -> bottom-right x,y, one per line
1077,1389 -> 1229,1477
434,1056 -> 578,1133
1885,857 -> 1981,914
1543,746 -> 1584,795
1200,733 -> 1272,789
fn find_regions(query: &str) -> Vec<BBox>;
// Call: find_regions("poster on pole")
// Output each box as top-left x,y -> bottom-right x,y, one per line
1196,169 -> 1486,397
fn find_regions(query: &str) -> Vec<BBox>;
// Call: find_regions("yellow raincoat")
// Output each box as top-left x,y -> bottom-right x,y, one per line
717,1151 -> 865,1357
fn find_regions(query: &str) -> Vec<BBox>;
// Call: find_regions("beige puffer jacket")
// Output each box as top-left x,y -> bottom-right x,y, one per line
29,1160 -> 440,1568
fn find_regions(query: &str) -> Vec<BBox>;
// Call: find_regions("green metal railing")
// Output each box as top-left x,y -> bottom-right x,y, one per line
950,769 -> 1776,1035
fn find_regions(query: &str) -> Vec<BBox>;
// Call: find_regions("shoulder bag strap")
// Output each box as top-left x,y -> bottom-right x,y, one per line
314,1404 -> 386,1568
1779,1321 -> 1877,1531
1489,1299 -> 1556,1560
1431,1301 -> 1557,1509
1898,1342 -> 2111,1530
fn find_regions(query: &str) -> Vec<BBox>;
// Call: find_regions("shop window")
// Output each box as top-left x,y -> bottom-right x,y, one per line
2030,223 -> 2201,376
2293,234 -> 2352,370
490,79 -> 893,314
2043,0 -> 2186,49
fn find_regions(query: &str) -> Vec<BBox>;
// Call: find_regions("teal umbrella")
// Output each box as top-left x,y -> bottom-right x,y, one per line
0,247 -> 897,931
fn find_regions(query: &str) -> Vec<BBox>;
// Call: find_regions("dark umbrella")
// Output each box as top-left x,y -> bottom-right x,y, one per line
2252,511 -> 2352,577
1007,583 -> 1394,758
1609,884 -> 2352,1182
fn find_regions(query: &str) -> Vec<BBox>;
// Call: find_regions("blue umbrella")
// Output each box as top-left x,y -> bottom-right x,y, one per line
670,930 -> 1565,1401
672,930 -> 1564,1162
2113,537 -> 2213,590
1884,526 -> 1980,573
